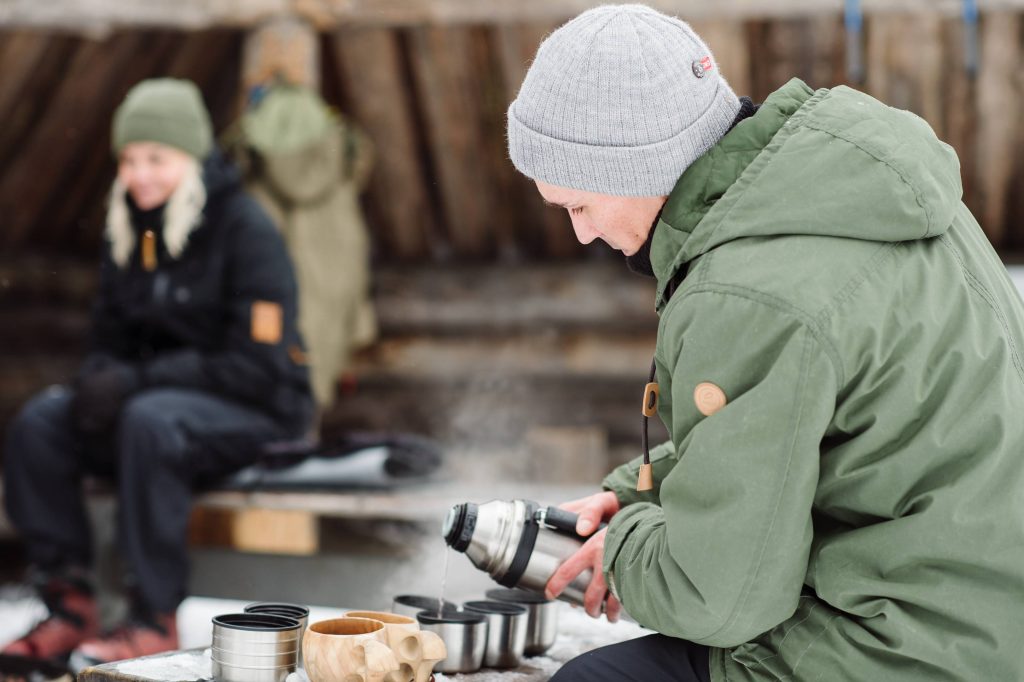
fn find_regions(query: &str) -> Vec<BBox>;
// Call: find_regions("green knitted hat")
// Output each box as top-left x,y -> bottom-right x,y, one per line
112,78 -> 213,158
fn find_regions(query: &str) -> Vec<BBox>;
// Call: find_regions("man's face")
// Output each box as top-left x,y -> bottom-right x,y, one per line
117,142 -> 194,211
535,180 -> 668,256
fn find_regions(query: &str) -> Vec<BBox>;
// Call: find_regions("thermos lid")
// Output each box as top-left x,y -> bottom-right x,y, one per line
443,503 -> 478,552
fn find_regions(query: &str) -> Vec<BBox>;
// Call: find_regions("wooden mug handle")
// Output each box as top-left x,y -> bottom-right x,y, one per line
362,638 -> 401,674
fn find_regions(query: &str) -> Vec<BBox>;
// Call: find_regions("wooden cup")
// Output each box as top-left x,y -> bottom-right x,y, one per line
303,617 -> 400,682
344,611 -> 447,682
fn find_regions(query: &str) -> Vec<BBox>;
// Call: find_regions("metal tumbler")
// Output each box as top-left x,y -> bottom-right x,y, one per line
463,600 -> 528,668
211,613 -> 301,682
416,611 -> 488,674
486,588 -> 559,656
243,603 -> 309,666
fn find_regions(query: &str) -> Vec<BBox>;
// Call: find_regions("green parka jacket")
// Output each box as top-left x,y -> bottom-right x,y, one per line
601,78 -> 1024,681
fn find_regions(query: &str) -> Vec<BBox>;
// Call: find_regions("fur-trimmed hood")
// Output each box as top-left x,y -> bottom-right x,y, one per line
105,149 -> 242,268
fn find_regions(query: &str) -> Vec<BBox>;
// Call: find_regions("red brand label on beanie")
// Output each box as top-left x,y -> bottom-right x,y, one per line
701,56 -> 713,71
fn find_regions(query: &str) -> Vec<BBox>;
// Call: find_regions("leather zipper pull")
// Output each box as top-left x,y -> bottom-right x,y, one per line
642,382 -> 659,417
141,230 -> 157,272
636,463 -> 653,492
637,358 -> 658,492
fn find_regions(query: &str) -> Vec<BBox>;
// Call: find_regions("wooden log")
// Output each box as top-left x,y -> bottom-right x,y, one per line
939,17 -> 979,212
0,35 -> 147,251
866,13 -> 945,133
349,333 -> 657,383
806,15 -> 846,88
974,12 -> 1022,245
322,371 -> 667,450
493,22 -> 581,259
493,23 -> 548,260
0,256 -> 97,305
188,32 -> 246,132
45,31 -> 180,251
749,17 -> 845,101
473,26 -> 524,262
0,35 -> 79,186
328,28 -> 437,261
0,260 -> 657,331
190,483 -> 601,523
189,507 -> 320,555
0,308 -> 90,354
525,425 -> 609,484
407,24 -> 498,259
0,32 -> 50,125
5,0 -> 1024,33
370,262 -> 658,335
688,19 -> 752,97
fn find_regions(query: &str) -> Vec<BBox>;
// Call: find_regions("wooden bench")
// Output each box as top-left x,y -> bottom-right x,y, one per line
0,479 -> 599,556
0,261 -> 660,556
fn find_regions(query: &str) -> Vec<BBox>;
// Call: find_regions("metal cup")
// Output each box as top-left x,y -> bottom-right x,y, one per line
211,613 -> 301,682
391,594 -> 460,618
485,588 -> 559,656
243,603 -> 310,666
416,611 -> 488,674
463,600 -> 528,668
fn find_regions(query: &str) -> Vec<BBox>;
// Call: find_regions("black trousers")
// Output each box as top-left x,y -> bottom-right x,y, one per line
3,385 -> 295,613
550,633 -> 711,682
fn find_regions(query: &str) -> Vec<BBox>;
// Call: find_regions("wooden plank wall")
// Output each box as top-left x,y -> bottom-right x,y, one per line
0,12 -> 1022,263
0,29 -> 244,257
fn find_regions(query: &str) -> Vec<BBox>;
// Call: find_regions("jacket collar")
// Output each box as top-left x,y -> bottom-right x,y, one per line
105,157 -> 207,269
650,79 -> 815,309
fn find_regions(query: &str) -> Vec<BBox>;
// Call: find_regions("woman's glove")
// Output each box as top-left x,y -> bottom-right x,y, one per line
72,361 -> 143,434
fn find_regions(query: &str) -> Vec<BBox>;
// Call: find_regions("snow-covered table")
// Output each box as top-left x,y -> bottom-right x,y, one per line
78,605 -> 648,682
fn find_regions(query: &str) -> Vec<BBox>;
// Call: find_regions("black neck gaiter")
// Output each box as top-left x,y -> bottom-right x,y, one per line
623,96 -> 760,280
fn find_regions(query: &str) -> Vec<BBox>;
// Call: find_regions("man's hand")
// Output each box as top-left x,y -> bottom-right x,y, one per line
545,491 -> 623,622
560,490 -> 621,535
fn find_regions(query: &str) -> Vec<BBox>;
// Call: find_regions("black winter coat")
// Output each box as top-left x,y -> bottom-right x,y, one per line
88,150 -> 313,432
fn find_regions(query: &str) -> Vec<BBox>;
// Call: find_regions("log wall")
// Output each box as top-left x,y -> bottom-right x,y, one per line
0,8 -> 1021,457
0,10 -> 1021,263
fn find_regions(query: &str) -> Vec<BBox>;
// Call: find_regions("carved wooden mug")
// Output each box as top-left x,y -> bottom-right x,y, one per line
344,611 -> 446,682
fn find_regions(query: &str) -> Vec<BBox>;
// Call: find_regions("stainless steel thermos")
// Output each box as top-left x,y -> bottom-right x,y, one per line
443,499 -> 597,606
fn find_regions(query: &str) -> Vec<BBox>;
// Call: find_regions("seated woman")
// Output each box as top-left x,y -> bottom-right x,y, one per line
2,78 -> 313,663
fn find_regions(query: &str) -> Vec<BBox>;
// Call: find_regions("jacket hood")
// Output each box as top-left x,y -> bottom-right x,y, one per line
249,126 -> 346,205
232,84 -> 344,205
202,147 -> 242,200
651,78 -> 963,309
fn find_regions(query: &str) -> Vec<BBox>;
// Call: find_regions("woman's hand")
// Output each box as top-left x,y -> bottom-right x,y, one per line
544,491 -> 623,621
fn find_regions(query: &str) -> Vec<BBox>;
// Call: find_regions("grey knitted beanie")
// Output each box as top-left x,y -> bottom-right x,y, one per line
507,4 -> 741,197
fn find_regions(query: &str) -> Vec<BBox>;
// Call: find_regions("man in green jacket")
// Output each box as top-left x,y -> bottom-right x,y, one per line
508,5 -> 1024,681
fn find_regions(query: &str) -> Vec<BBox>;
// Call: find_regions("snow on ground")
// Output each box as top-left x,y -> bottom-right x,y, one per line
1008,266 -> 1024,295
176,596 -> 349,649
0,584 -> 48,649
114,650 -> 212,680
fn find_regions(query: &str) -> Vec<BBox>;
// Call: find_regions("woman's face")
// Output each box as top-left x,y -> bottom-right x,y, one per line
117,142 -> 193,210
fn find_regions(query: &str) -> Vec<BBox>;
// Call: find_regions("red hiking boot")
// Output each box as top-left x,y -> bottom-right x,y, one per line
71,613 -> 178,668
1,579 -> 99,660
